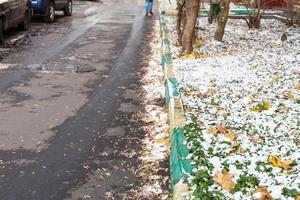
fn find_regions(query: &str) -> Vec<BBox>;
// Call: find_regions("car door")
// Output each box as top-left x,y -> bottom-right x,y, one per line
6,0 -> 19,27
54,0 -> 67,10
16,0 -> 27,23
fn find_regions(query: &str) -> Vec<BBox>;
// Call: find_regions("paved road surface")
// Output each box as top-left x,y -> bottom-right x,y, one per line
0,0 -> 154,199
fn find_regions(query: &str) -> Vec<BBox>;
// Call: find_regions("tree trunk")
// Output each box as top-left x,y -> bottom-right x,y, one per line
208,1 -> 217,24
215,0 -> 230,41
249,15 -> 261,29
245,0 -> 263,29
250,0 -> 262,29
176,0 -> 185,45
295,8 -> 300,25
181,0 -> 200,53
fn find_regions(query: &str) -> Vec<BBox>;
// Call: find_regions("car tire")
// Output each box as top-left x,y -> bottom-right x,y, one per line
19,10 -> 31,30
63,0 -> 72,16
44,2 -> 55,23
0,18 -> 4,45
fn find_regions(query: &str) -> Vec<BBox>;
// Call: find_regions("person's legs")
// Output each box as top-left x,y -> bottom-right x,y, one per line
148,0 -> 153,15
145,0 -> 150,15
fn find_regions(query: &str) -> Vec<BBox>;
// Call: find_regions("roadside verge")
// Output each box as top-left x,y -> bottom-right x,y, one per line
159,13 -> 195,200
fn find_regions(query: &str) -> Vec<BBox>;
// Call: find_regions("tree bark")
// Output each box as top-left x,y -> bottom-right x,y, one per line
245,0 -> 264,29
295,8 -> 300,25
208,1 -> 217,24
215,0 -> 230,41
249,15 -> 261,29
176,0 -> 185,45
181,0 -> 200,53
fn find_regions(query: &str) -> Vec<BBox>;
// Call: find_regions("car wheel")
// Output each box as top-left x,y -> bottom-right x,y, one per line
19,10 -> 31,30
44,2 -> 55,23
63,1 -> 72,16
0,18 -> 4,45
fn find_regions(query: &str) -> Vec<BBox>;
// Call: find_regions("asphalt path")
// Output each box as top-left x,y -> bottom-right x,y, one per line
0,0 -> 154,199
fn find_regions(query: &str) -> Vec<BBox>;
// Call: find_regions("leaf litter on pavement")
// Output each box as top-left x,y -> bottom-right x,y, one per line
132,20 -> 170,200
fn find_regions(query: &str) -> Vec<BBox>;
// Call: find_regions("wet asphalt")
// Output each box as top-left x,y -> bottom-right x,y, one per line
0,0 -> 155,199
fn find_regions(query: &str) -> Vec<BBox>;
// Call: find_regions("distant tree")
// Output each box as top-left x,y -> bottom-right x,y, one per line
243,0 -> 265,29
176,0 -> 185,45
215,0 -> 231,41
176,0 -> 200,53
208,0 -> 221,24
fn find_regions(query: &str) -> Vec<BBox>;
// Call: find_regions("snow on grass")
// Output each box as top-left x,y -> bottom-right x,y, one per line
166,15 -> 300,200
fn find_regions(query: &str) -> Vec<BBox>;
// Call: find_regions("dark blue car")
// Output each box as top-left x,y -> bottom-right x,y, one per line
31,0 -> 72,22
0,0 -> 31,44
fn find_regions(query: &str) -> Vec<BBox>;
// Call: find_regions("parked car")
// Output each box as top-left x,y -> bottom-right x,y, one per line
31,0 -> 72,23
0,0 -> 31,44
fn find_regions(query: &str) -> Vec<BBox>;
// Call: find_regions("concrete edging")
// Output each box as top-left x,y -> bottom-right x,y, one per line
159,14 -> 194,200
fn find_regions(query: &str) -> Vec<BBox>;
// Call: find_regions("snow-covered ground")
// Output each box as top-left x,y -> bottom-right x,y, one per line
166,15 -> 300,200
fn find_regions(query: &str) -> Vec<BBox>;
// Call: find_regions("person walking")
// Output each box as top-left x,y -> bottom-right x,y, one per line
145,0 -> 154,16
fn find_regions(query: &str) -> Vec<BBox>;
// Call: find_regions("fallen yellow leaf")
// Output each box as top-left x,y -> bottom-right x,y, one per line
286,90 -> 295,100
194,39 -> 202,48
224,132 -> 236,140
267,155 -> 282,167
253,101 -> 271,112
272,75 -> 280,81
208,87 -> 217,95
155,138 -> 169,144
183,52 -> 208,59
262,102 -> 270,110
183,52 -> 198,59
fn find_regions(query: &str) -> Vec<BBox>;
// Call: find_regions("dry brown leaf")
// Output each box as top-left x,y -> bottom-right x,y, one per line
208,125 -> 236,140
249,134 -> 260,143
214,171 -> 235,191
224,132 -> 236,140
295,195 -> 300,200
295,83 -> 300,90
272,75 -> 280,81
207,127 -> 218,135
208,87 -> 217,95
216,125 -> 229,134
257,186 -> 272,200
189,91 -> 203,98
214,171 -> 223,183
222,180 -> 235,191
239,147 -> 245,154
282,159 -> 293,170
